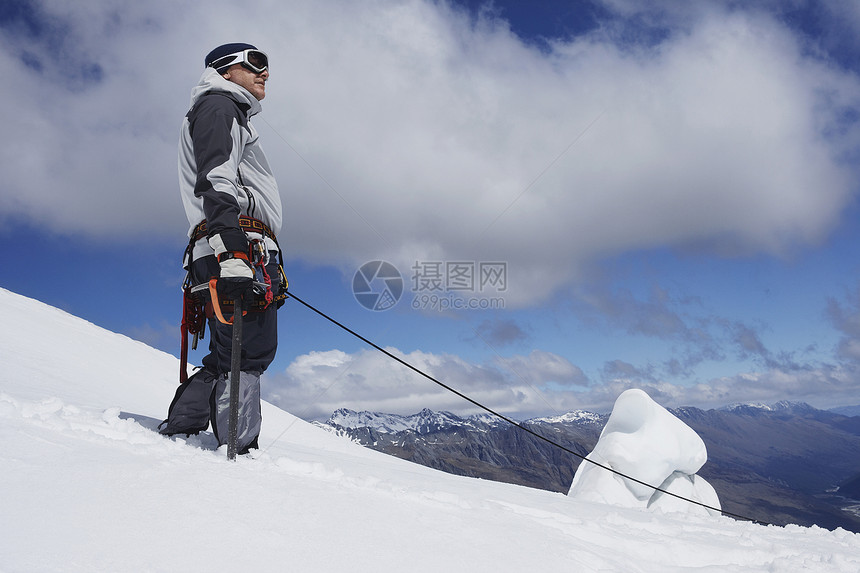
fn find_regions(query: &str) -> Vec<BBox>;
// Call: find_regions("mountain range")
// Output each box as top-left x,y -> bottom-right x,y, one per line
319,401 -> 860,532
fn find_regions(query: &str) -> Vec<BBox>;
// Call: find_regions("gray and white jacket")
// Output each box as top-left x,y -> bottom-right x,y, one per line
179,67 -> 282,263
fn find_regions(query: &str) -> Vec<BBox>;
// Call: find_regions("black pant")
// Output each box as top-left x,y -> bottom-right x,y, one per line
159,253 -> 280,446
191,254 -> 280,375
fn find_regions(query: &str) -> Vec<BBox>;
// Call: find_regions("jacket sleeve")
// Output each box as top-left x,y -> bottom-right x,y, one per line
187,94 -> 248,255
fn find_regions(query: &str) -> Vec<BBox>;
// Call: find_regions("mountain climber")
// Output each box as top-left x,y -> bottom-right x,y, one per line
159,43 -> 285,455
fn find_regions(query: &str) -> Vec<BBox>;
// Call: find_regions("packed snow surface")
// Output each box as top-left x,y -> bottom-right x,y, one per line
1,287 -> 858,572
569,389 -> 721,517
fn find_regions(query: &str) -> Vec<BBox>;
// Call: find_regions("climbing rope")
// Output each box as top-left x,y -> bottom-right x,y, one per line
285,289 -> 771,526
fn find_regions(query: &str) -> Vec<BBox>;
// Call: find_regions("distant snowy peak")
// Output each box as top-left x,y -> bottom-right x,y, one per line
719,400 -> 816,415
326,407 -> 506,434
525,411 -> 604,425
771,400 -> 818,414
328,408 -> 415,434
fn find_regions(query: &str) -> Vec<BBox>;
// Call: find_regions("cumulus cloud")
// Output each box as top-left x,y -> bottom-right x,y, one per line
0,1 -> 195,235
2,0 -> 859,307
5,0 -> 860,422
568,367 -> 838,413
263,345 -> 588,420
264,340 -> 858,420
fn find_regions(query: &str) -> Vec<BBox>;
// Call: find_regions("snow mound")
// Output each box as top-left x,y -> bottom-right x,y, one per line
568,388 -> 721,516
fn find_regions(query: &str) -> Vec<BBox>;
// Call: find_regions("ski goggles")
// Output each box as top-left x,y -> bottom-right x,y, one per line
209,49 -> 269,74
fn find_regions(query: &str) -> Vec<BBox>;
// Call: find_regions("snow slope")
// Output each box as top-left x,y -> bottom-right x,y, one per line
1,287 -> 858,572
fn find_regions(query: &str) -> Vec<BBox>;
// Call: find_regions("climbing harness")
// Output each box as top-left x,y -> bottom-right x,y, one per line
178,216 -> 288,383
188,216 -> 279,246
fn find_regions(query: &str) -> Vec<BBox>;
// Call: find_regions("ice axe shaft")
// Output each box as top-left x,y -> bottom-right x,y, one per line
227,294 -> 243,461
205,280 -> 250,460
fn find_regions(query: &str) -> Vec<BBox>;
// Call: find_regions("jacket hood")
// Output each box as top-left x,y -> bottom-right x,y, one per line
189,67 -> 262,116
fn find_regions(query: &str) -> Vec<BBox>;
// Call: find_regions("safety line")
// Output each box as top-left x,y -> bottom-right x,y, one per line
285,289 -> 771,526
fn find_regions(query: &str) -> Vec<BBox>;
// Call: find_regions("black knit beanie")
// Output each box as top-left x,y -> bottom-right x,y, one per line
205,43 -> 257,74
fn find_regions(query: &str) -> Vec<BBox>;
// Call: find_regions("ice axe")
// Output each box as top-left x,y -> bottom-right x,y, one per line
205,244 -> 271,460
208,280 -> 251,461
226,292 -> 243,461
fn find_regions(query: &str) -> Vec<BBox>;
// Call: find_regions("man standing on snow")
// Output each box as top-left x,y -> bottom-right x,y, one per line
159,43 -> 284,455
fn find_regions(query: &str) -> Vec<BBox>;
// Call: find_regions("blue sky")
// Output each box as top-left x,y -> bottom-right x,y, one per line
3,0 -> 860,420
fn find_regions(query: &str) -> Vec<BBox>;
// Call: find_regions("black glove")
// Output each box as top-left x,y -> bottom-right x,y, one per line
209,230 -> 253,301
216,251 -> 254,301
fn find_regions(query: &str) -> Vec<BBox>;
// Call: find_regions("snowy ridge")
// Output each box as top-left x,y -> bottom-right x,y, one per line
719,400 -> 818,414
526,410 -> 605,425
326,407 -> 605,432
326,407 -> 506,434
722,401 -> 772,411
2,286 -> 860,572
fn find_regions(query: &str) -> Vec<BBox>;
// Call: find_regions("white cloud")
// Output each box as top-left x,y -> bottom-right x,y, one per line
264,342 -> 860,421
263,345 -> 586,420
2,0 -> 859,306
